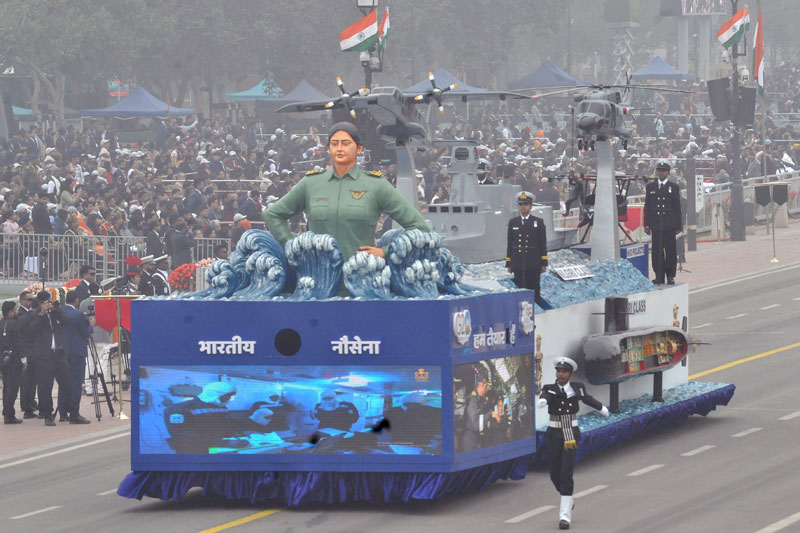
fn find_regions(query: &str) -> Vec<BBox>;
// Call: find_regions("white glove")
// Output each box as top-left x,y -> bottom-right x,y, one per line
600,406 -> 610,417
537,398 -> 547,408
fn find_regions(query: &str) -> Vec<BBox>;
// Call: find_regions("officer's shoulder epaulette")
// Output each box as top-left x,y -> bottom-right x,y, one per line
305,168 -> 324,176
367,170 -> 383,177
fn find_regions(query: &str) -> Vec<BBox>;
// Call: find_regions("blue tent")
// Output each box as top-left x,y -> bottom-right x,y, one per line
82,86 -> 195,118
226,79 -> 284,102
12,105 -> 32,116
254,79 -> 330,109
632,56 -> 695,81
508,61 -> 585,89
404,69 -> 486,94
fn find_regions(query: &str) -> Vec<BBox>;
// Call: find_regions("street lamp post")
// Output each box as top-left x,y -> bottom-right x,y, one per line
356,0 -> 380,89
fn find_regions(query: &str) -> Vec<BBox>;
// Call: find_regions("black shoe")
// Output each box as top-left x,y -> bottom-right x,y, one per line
652,279 -> 663,285
559,519 -> 570,530
69,415 -> 91,425
44,418 -> 56,427
667,278 -> 675,285
4,417 -> 23,424
58,416 -> 69,422
23,411 -> 36,419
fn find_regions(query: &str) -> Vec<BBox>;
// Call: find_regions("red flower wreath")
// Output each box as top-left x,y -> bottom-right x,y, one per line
168,263 -> 198,292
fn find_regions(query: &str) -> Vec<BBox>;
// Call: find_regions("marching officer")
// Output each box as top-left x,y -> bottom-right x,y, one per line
538,357 -> 609,530
506,192 -> 548,305
644,159 -> 682,285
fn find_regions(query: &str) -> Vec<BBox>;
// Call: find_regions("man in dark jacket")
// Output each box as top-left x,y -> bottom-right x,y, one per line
1,301 -> 28,424
168,219 -> 195,269
31,195 -> 53,234
29,291 -> 90,426
506,192 -> 548,305
16,291 -> 38,418
57,291 -> 95,422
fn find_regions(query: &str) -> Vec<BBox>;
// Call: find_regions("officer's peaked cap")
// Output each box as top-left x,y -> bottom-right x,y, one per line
554,356 -> 577,372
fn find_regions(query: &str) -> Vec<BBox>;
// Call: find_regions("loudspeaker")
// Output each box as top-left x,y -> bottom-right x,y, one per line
660,0 -> 681,16
734,86 -> 757,127
772,182 -> 789,205
707,78 -> 731,122
754,183 -> 772,207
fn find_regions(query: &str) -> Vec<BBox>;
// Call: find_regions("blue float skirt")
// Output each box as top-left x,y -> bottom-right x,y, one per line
118,382 -> 733,505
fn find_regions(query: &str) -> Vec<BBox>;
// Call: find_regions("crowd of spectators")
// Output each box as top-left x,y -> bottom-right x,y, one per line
2,64 -> 800,282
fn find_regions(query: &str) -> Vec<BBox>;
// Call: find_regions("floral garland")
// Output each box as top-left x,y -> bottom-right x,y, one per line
168,263 -> 197,292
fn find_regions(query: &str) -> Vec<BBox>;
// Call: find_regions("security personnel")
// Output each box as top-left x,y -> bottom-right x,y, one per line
644,159 -> 682,285
151,255 -> 170,296
1,301 -> 27,424
538,357 -> 609,530
506,192 -> 548,305
162,381 -> 239,454
263,122 -> 429,263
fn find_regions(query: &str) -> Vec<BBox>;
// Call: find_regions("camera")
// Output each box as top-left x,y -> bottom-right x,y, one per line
84,303 -> 96,318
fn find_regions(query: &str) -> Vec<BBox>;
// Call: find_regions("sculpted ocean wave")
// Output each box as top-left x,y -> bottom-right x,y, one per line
166,229 -> 484,301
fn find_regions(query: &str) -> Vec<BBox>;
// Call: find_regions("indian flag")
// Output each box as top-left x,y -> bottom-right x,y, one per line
753,8 -> 765,95
378,7 -> 390,52
340,9 -> 378,52
717,7 -> 750,49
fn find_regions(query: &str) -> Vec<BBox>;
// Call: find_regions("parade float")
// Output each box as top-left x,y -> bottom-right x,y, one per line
118,77 -> 733,506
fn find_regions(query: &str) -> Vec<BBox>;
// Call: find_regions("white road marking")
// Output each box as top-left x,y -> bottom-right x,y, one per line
10,506 -> 62,520
693,322 -> 713,329
793,297 -> 800,301
731,427 -> 763,438
96,489 -> 118,496
504,506 -> 554,524
778,410 -> 800,421
760,304 -> 781,310
573,485 -> 608,499
0,432 -> 129,471
627,464 -> 664,477
681,445 -> 716,457
726,313 -> 748,320
754,510 -> 800,533
689,264 -> 800,295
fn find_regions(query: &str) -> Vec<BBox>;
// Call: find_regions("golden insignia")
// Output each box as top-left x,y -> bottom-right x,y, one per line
306,168 -> 324,175
350,190 -> 367,200
368,170 -> 383,177
414,368 -> 429,382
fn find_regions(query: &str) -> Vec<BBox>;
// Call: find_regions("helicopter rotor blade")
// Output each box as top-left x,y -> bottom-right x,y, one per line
530,87 -> 589,99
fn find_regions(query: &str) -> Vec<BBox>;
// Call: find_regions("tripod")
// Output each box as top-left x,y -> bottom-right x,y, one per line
87,337 -> 115,419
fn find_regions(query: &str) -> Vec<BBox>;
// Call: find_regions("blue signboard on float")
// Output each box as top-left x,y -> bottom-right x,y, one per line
574,242 -> 649,278
130,292 -> 536,473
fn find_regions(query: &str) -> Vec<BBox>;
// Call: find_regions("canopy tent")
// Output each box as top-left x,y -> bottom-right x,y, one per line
631,56 -> 696,81
404,69 -> 486,94
507,61 -> 586,89
12,105 -> 32,116
226,79 -> 284,102
81,86 -> 195,118
254,79 -> 330,109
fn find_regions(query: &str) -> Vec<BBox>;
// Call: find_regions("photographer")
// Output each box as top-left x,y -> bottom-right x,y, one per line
29,290 -> 89,425
56,291 -> 95,422
1,301 -> 28,424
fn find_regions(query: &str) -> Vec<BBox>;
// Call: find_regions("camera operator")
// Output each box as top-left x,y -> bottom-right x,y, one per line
1,301 -> 28,424
29,291 -> 90,425
56,291 -> 95,423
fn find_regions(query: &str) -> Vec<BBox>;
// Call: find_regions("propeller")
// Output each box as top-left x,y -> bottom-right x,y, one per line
325,77 -> 368,119
413,72 -> 458,114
